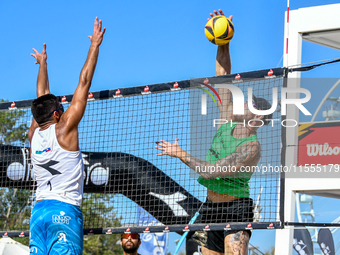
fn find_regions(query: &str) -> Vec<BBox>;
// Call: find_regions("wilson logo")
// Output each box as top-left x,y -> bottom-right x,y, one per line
306,143 -> 340,156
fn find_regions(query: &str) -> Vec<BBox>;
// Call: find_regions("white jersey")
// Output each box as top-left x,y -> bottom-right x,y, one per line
31,124 -> 84,206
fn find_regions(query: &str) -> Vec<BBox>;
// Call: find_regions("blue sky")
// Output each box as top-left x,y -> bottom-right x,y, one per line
1,0 -> 340,254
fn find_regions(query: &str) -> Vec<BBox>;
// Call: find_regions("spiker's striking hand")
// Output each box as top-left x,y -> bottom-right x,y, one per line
208,9 -> 233,21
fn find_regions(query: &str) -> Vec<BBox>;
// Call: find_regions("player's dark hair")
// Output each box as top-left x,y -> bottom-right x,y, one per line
253,96 -> 273,126
31,94 -> 59,125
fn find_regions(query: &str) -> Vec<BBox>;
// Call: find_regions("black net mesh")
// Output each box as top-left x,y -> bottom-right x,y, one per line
0,68 -> 285,234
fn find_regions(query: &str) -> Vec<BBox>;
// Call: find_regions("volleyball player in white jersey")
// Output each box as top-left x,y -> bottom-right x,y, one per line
28,17 -> 105,255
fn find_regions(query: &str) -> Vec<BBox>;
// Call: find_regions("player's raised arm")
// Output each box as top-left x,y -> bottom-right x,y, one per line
210,9 -> 234,121
28,43 -> 50,143
60,17 -> 106,130
31,43 -> 50,97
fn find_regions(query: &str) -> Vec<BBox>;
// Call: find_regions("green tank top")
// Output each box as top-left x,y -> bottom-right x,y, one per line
197,123 -> 258,197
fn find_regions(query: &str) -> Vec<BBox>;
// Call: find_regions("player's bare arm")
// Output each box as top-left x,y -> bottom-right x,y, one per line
156,138 -> 261,180
28,43 -> 50,143
56,17 -> 106,151
210,9 -> 234,123
31,43 -> 50,97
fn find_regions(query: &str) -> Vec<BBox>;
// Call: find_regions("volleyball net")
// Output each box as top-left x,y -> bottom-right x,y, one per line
0,67 -> 287,236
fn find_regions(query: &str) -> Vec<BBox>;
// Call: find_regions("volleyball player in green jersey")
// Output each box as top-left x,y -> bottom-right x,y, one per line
156,9 -> 273,255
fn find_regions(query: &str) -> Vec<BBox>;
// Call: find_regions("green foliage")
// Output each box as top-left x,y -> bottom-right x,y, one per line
0,99 -> 29,145
0,99 -> 31,231
264,246 -> 275,255
82,193 -> 123,254
83,234 -> 123,255
0,99 -> 32,247
0,188 -> 32,230
82,193 -> 121,229
12,236 -> 29,246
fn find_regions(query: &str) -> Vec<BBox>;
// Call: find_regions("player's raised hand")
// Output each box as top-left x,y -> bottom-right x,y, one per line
208,9 -> 232,21
31,43 -> 47,65
156,138 -> 183,158
88,17 -> 106,46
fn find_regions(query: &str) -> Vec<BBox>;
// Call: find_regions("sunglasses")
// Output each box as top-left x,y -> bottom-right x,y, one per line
252,100 -> 257,109
121,233 -> 139,240
49,104 -> 64,115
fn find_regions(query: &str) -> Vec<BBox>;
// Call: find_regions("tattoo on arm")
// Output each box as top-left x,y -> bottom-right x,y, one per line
217,142 -> 261,170
180,155 -> 213,179
180,142 -> 261,180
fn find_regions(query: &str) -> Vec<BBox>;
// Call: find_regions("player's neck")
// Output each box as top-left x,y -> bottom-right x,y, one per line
39,120 -> 57,131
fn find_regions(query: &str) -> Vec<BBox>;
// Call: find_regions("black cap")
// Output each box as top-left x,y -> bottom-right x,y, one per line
252,95 -> 273,125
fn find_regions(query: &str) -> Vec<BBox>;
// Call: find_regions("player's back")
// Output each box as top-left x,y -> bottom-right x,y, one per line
31,123 -> 84,206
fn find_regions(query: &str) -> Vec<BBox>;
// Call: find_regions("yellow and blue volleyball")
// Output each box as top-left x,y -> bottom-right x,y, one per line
205,15 -> 234,46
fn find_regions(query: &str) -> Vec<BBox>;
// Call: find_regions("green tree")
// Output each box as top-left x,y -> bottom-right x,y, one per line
0,99 -> 29,145
82,193 -> 123,255
0,99 -> 31,245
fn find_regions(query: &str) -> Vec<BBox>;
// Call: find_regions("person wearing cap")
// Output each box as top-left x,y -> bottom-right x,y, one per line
120,233 -> 141,255
155,9 -> 272,255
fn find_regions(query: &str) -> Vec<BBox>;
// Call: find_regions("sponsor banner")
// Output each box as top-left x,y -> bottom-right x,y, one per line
298,121 -> 340,166
137,206 -> 167,255
318,228 -> 335,255
293,228 -> 313,255
0,144 -> 201,225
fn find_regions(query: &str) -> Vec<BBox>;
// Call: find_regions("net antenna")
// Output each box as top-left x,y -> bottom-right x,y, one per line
253,187 -> 263,222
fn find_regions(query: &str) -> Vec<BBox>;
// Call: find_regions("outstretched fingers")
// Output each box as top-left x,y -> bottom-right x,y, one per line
31,43 -> 47,64
99,19 -> 102,32
94,17 -> 105,33
208,9 -> 232,21
209,9 -> 224,20
89,17 -> 106,44
31,48 -> 38,64
94,16 -> 98,29
155,140 -> 170,156
156,141 -> 166,147
101,27 -> 106,36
